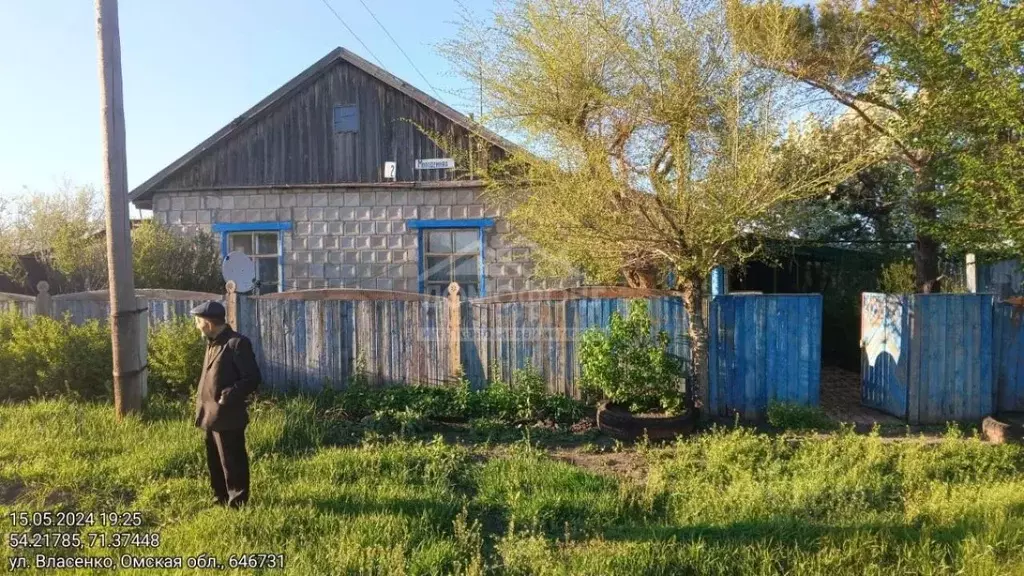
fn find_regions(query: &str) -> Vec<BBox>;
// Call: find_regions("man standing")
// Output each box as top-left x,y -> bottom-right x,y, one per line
189,301 -> 261,508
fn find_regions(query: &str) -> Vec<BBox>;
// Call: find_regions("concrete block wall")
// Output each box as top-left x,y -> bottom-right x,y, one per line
151,186 -> 581,293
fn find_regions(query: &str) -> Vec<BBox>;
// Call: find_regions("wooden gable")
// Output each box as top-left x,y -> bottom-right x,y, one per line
130,48 -> 513,209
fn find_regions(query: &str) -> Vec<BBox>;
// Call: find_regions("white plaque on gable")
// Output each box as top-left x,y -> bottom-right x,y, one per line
414,158 -> 455,170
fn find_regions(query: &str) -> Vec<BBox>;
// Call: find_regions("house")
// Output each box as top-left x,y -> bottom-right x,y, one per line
130,47 -> 578,297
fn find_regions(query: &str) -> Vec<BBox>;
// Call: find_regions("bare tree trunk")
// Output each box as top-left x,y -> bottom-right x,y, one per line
912,169 -> 942,294
681,275 -> 708,412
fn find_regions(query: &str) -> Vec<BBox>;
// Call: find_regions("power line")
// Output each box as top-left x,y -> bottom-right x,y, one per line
351,0 -> 442,98
316,0 -> 387,69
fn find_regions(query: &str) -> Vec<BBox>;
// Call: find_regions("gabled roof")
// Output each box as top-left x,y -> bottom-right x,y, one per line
129,47 -> 520,205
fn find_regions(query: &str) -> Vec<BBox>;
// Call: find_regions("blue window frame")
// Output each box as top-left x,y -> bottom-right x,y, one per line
212,221 -> 292,294
333,104 -> 359,133
407,218 -> 494,298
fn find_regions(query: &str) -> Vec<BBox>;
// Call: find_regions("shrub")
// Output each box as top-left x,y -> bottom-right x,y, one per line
578,299 -> 686,414
479,367 -> 547,422
148,316 -> 206,398
0,313 -> 112,401
880,259 -> 916,293
766,401 -> 837,432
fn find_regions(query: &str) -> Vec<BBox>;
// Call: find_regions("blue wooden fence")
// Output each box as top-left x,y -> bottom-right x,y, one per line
460,287 -> 690,396
235,291 -> 453,390
994,302 -> 1024,412
708,295 -> 822,418
860,293 -> 995,424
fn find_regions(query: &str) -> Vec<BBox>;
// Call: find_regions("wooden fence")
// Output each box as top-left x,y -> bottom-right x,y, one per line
861,293 -> 995,424
708,295 -> 822,419
994,301 -> 1024,412
233,285 -> 826,418
235,289 -> 454,390
459,287 -> 690,397
0,282 -> 221,327
0,293 -> 35,318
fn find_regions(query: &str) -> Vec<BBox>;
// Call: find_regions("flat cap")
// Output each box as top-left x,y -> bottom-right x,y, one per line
189,301 -> 226,320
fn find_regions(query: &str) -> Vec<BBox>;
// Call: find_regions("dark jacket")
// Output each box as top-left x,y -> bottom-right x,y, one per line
194,326 -> 262,431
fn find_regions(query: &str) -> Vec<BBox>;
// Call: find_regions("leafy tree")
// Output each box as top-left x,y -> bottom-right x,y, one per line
131,220 -> 223,293
440,0 -> 866,405
728,0 -> 1024,291
0,186 -> 222,293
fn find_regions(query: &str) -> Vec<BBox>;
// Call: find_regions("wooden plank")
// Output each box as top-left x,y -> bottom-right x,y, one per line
808,295 -> 822,407
947,296 -> 964,420
907,296 -> 920,423
765,297 -> 778,405
920,297 -> 942,424
979,295 -> 994,417
754,296 -> 767,412
741,297 -> 756,416
949,296 -> 967,420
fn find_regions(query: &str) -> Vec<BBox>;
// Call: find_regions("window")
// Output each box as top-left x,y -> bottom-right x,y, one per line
408,218 -> 494,298
333,104 -> 358,133
424,229 -> 481,298
212,221 -> 292,294
227,232 -> 280,294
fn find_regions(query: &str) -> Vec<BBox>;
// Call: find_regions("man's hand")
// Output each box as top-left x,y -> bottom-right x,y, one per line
218,386 -> 237,406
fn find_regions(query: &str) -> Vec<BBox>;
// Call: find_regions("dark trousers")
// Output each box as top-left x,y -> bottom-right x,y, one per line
204,428 -> 249,507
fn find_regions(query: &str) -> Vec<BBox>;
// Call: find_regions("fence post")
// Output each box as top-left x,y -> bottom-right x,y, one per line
225,281 -> 238,329
711,266 -> 727,297
448,282 -> 462,379
966,253 -> 977,294
35,281 -> 51,318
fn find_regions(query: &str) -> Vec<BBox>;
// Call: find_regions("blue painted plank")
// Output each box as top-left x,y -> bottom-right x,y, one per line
949,296 -> 965,420
707,297 -> 719,415
754,296 -> 767,413
710,297 -> 721,416
809,295 -> 822,406
742,297 -> 757,416
979,295 -> 994,416
766,297 -> 779,405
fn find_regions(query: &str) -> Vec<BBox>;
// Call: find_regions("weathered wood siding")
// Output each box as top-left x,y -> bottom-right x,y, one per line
460,288 -> 690,396
155,60 -> 500,192
235,290 -> 452,389
50,290 -> 221,326
994,302 -> 1024,412
860,293 -> 995,424
709,295 -> 822,419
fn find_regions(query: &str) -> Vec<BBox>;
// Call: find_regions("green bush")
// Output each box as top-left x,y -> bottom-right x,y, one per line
148,316 -> 205,398
321,367 -> 586,426
880,259 -> 916,293
578,299 -> 686,415
766,401 -> 837,431
0,312 -> 112,401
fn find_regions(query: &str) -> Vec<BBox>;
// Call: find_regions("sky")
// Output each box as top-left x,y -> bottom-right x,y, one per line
0,0 -> 486,214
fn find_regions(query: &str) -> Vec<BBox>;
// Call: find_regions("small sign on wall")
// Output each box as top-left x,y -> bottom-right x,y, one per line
415,158 -> 455,170
384,161 -> 396,179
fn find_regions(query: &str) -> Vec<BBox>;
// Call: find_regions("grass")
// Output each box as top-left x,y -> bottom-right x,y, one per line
1,396 -> 1023,575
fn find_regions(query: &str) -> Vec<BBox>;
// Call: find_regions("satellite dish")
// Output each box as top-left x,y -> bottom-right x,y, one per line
222,251 -> 256,293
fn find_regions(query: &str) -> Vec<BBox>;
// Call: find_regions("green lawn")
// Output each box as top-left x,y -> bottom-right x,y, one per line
1,397 -> 1023,575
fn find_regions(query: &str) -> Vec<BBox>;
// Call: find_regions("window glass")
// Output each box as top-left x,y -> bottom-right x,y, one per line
453,230 -> 478,253
257,257 -> 279,284
426,230 -> 453,253
426,256 -> 450,283
230,233 -> 253,254
256,233 -> 278,255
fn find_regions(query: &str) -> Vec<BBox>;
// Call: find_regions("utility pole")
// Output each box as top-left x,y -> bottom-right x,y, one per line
96,0 -> 143,418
